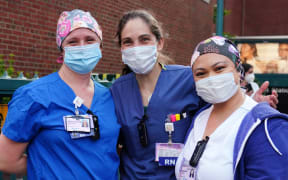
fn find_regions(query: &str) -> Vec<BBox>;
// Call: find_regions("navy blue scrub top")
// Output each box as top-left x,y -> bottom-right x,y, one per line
111,65 -> 203,180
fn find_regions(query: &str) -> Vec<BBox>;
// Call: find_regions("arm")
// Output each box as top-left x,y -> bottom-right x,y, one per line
0,133 -> 28,175
253,81 -> 278,108
241,118 -> 288,179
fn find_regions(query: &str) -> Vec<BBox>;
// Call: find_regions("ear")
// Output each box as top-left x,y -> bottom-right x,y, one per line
157,38 -> 164,51
236,70 -> 242,85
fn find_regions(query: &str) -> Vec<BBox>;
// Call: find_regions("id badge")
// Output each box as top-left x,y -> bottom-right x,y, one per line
155,143 -> 184,166
63,115 -> 94,139
64,115 -> 91,132
178,158 -> 196,180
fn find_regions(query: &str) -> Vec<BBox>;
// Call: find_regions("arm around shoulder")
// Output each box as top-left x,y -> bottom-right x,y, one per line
0,133 -> 28,175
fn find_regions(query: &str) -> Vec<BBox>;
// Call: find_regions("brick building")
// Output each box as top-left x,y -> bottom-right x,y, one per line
224,0 -> 288,36
0,0 -> 215,77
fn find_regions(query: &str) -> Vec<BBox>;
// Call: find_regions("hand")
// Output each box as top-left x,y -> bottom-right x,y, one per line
253,81 -> 278,109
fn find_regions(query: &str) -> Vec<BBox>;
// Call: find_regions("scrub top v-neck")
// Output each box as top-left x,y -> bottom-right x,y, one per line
111,64 -> 202,180
3,72 -> 120,180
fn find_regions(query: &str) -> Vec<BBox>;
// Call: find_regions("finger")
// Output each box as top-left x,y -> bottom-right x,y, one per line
258,81 -> 269,95
271,95 -> 279,105
268,95 -> 278,109
272,90 -> 278,98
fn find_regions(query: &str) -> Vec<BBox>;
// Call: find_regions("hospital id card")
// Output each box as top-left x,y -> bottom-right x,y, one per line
155,143 -> 184,166
63,115 -> 95,139
64,115 -> 91,132
177,157 -> 196,180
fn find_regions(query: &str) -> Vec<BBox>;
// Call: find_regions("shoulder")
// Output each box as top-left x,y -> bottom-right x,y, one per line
16,72 -> 59,94
94,81 -> 113,101
111,73 -> 134,87
164,64 -> 192,73
11,73 -> 60,110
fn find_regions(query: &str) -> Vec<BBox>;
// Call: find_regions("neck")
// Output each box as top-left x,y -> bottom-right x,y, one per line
213,88 -> 245,113
136,63 -> 162,91
58,64 -> 92,88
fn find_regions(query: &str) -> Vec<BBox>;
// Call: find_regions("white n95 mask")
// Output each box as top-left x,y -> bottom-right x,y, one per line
195,72 -> 239,104
245,73 -> 255,83
121,45 -> 157,74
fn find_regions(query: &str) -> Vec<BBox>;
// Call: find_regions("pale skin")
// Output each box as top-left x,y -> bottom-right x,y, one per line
120,18 -> 164,106
0,28 -> 100,174
192,53 -> 245,137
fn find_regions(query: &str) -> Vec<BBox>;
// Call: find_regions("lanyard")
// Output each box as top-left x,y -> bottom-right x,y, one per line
87,109 -> 100,140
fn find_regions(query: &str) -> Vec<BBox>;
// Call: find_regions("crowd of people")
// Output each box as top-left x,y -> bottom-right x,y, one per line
0,9 -> 287,180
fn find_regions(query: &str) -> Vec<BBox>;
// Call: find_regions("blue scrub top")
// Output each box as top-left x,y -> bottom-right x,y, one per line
110,65 -> 202,180
3,72 -> 120,180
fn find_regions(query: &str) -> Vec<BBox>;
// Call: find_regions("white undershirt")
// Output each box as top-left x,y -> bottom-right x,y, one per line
175,95 -> 258,180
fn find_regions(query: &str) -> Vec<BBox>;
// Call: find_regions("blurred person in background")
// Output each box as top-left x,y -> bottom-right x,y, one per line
277,43 -> 288,73
240,43 -> 265,73
242,63 -> 259,97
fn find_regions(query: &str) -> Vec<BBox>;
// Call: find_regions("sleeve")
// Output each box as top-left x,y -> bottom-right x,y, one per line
241,118 -> 288,180
2,88 -> 44,142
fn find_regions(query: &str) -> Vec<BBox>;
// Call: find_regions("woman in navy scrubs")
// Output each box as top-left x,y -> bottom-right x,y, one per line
111,10 -> 279,180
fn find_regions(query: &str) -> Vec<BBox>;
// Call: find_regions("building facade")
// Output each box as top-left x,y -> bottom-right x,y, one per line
0,0 -> 215,76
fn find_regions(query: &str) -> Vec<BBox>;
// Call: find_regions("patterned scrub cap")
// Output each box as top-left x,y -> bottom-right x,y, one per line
191,36 -> 244,79
56,9 -> 102,50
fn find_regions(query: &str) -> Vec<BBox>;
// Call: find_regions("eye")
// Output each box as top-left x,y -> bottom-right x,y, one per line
195,71 -> 206,77
122,39 -> 132,46
140,36 -> 151,43
215,65 -> 225,71
67,40 -> 77,45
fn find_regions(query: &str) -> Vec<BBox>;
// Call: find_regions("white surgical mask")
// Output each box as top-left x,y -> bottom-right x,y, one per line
121,45 -> 157,74
245,73 -> 255,83
195,72 -> 239,104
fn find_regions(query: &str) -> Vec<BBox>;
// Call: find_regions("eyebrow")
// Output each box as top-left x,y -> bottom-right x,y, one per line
139,34 -> 151,38
121,34 -> 151,41
194,61 -> 228,71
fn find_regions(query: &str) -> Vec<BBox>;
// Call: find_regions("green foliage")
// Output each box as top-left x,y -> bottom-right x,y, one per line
213,5 -> 231,24
223,32 -> 235,39
7,54 -> 15,77
0,54 -> 4,76
25,72 -> 32,79
1,97 -> 11,104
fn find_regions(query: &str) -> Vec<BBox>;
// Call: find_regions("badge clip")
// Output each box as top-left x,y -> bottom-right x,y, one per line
73,96 -> 84,115
165,114 -> 174,144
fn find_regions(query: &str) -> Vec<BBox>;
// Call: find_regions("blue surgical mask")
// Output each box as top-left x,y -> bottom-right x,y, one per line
64,43 -> 102,74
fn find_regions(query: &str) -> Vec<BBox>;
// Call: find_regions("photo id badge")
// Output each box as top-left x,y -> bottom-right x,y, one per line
177,158 -> 196,180
155,143 -> 184,166
63,115 -> 95,139
64,115 -> 91,133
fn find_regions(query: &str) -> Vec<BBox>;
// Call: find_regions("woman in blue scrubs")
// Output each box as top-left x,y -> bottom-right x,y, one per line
0,9 -> 120,179
111,10 -> 279,179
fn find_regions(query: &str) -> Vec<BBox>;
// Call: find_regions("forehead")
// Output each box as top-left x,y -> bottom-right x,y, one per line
193,53 -> 233,69
241,44 -> 252,49
279,44 -> 288,49
64,28 -> 98,40
121,18 -> 152,39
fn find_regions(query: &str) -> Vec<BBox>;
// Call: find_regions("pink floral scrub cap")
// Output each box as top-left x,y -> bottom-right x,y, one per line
191,36 -> 244,79
56,9 -> 102,50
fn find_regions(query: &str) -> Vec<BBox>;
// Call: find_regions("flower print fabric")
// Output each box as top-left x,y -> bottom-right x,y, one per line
56,9 -> 102,49
190,36 -> 244,79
